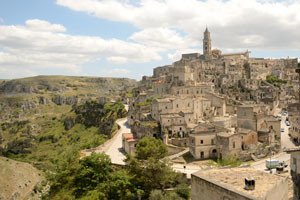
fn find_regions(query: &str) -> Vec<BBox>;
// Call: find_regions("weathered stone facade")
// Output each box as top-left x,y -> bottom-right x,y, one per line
126,27 -> 299,161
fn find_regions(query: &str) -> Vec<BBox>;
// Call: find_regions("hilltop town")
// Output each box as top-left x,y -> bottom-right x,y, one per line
123,28 -> 300,199
125,27 -> 299,160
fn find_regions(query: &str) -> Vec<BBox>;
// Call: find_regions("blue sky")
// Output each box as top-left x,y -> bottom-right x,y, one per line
0,0 -> 299,80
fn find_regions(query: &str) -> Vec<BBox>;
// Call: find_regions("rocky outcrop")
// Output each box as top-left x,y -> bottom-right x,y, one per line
52,95 -> 78,105
64,117 -> 75,130
21,101 -> 37,110
38,96 -> 49,105
5,139 -> 32,154
131,120 -> 160,139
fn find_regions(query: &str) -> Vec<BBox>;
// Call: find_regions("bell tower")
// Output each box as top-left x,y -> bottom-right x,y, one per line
203,27 -> 212,59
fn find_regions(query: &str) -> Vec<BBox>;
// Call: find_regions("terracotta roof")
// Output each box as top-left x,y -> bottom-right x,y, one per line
123,133 -> 134,140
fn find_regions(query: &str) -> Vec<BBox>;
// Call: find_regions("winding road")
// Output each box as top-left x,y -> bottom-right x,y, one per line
82,107 -> 298,178
252,113 -> 297,172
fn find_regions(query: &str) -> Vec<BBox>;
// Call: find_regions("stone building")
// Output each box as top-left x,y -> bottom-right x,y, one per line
127,27 -> 299,162
216,131 -> 243,159
285,148 -> 300,200
189,124 -> 258,160
122,133 -> 137,156
189,123 -> 226,159
288,103 -> 300,144
191,168 -> 288,200
238,128 -> 258,150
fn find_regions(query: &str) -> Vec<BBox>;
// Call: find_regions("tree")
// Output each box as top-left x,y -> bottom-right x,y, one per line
149,190 -> 183,200
126,137 -> 180,198
135,137 -> 167,160
101,169 -> 136,200
175,183 -> 190,199
72,153 -> 112,197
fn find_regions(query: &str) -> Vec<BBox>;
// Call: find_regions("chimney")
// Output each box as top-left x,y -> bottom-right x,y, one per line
244,177 -> 255,190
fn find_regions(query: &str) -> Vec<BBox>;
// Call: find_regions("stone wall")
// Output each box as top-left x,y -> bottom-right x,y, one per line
191,175 -> 253,200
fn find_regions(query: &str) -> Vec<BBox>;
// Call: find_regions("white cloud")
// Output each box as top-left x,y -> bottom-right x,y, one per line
130,28 -> 189,50
0,19 -> 161,78
57,0 -> 300,51
25,19 -> 66,32
167,48 -> 201,61
99,68 -> 131,77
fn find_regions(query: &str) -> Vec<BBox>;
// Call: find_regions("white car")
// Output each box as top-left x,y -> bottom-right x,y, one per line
280,128 -> 285,132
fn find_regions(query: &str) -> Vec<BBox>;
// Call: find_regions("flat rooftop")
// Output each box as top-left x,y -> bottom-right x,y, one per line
192,167 -> 287,199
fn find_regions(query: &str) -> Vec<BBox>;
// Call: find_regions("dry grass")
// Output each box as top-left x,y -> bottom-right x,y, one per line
0,156 -> 45,200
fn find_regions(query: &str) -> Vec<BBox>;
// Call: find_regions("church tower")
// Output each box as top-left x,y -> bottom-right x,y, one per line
203,27 -> 212,59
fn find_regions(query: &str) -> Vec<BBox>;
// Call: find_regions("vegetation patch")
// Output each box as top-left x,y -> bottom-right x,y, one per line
266,75 -> 287,87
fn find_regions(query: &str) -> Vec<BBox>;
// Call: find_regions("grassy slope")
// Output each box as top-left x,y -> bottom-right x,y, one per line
0,156 -> 44,200
0,76 -> 135,198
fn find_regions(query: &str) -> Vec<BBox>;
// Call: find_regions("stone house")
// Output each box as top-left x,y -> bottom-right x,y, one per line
285,148 -> 300,200
189,123 -> 225,159
153,65 -> 171,78
238,128 -> 258,150
216,131 -> 243,159
288,103 -> 300,144
212,115 -> 237,129
188,123 -> 256,160
151,96 -> 212,128
170,83 -> 214,97
191,168 -> 288,200
122,133 -> 137,156
258,117 -> 281,142
237,104 -> 274,132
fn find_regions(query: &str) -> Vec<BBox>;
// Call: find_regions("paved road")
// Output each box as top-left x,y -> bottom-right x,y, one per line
251,113 -> 298,172
81,118 -> 129,165
281,115 -> 295,149
171,163 -> 201,179
101,118 -> 128,165
82,107 -> 298,177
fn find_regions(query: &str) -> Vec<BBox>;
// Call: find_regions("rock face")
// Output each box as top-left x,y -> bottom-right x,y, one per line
52,95 -> 78,105
6,139 -> 32,154
131,120 -> 160,139
64,117 -> 75,130
38,96 -> 49,105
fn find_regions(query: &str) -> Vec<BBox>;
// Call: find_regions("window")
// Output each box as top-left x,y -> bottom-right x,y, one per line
211,139 -> 214,145
200,140 -> 204,144
165,106 -> 168,109
233,141 -> 236,148
176,104 -> 178,108
201,151 -> 204,158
